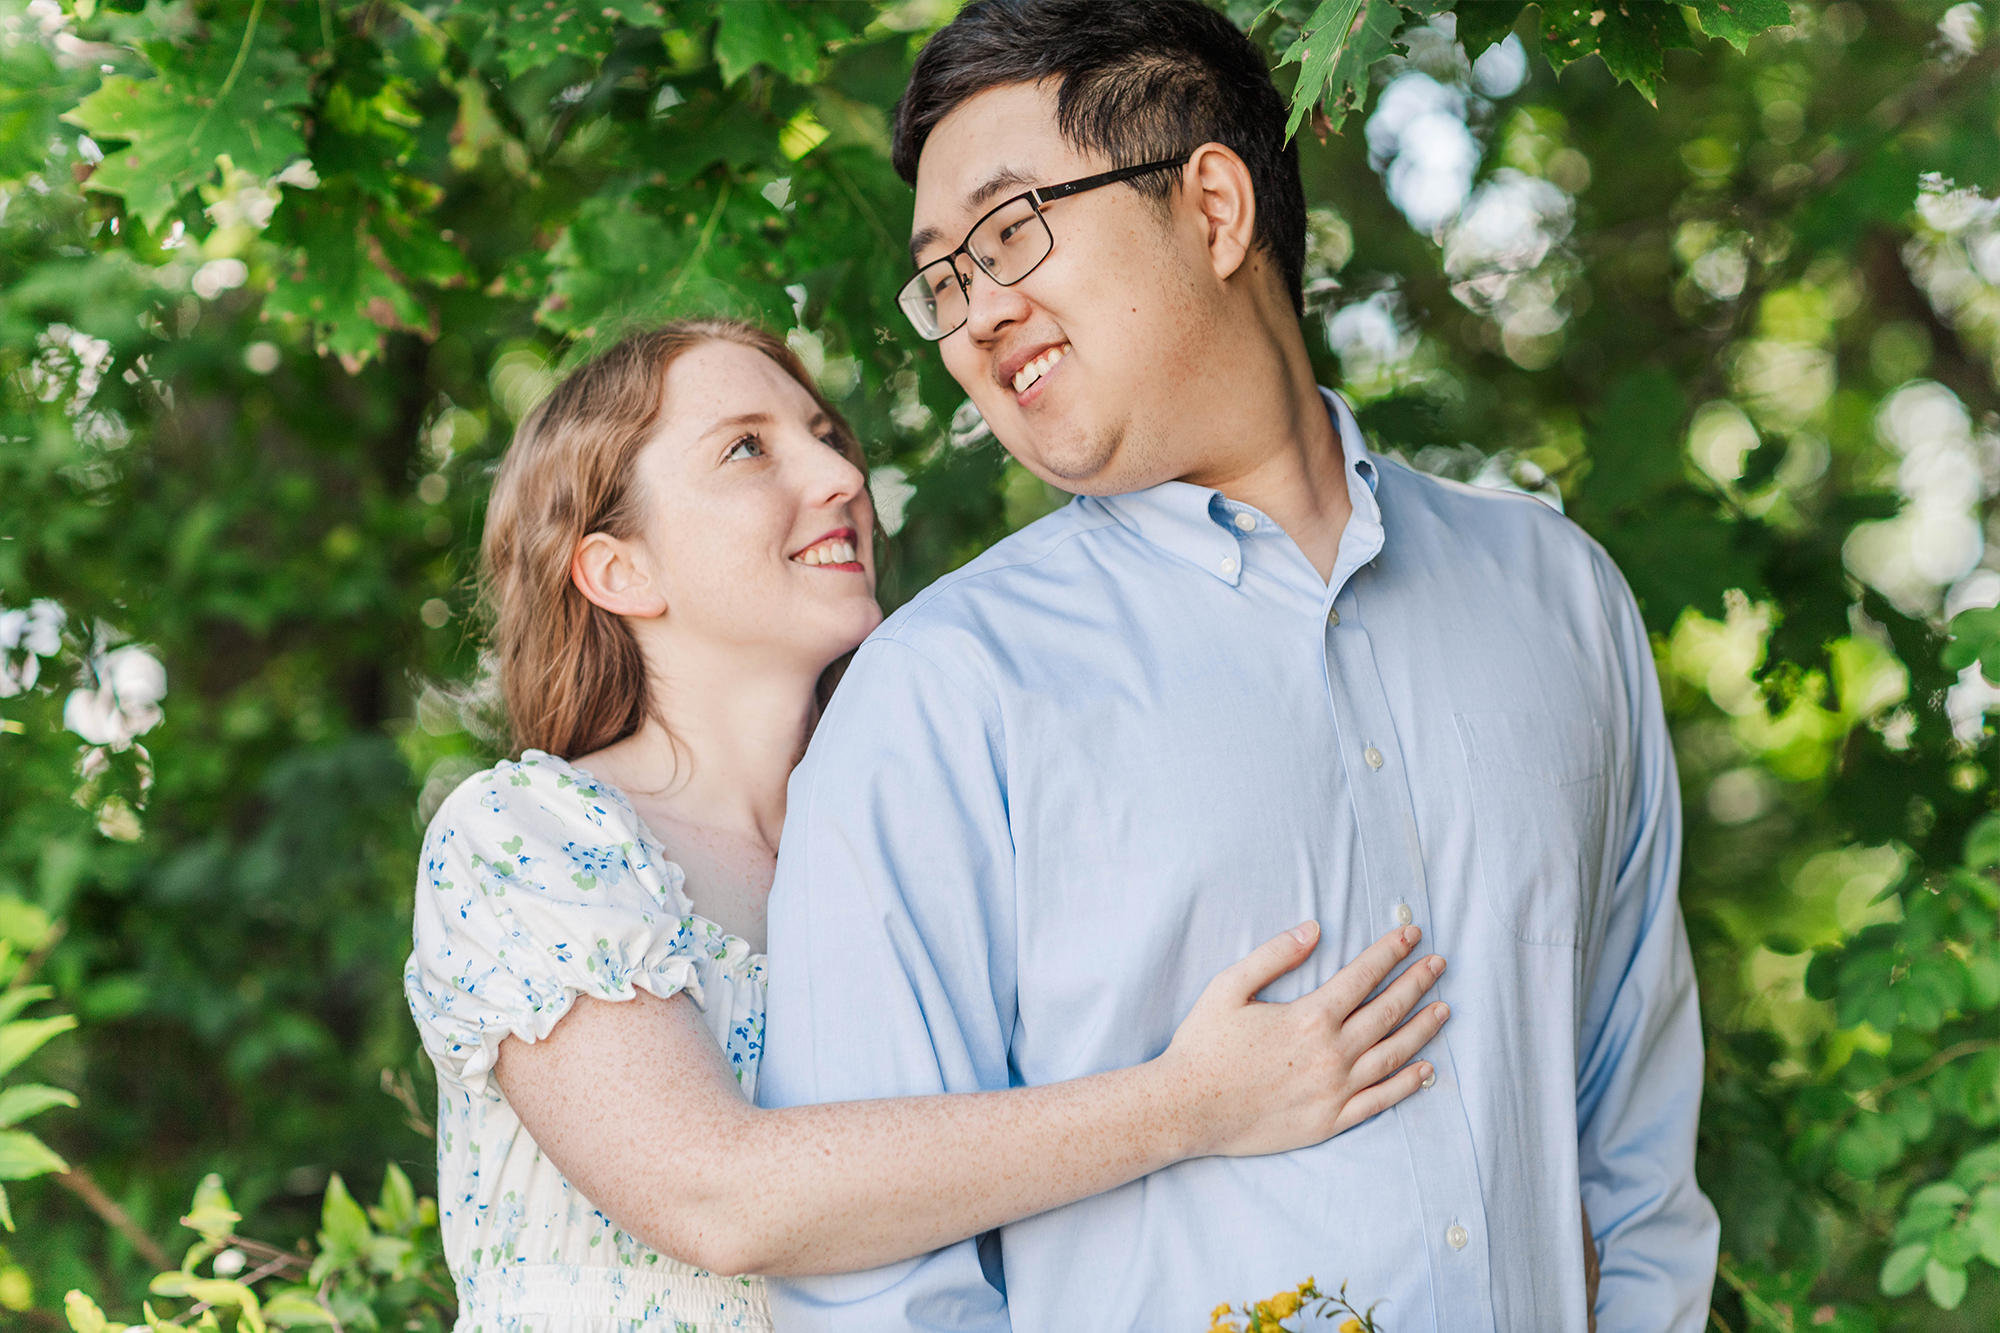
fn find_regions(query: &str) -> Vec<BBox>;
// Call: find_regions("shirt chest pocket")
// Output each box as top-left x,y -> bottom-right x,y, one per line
1454,710 -> 1610,947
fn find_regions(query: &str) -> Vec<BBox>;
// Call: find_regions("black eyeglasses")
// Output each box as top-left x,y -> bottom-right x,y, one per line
896,154 -> 1193,341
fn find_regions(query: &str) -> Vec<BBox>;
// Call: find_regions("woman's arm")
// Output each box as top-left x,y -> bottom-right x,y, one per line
496,920 -> 1447,1277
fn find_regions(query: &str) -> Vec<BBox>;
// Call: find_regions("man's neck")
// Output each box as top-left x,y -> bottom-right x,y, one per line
1178,324 -> 1352,581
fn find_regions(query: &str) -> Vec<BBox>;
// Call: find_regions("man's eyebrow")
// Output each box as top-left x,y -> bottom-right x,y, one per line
908,165 -> 1042,265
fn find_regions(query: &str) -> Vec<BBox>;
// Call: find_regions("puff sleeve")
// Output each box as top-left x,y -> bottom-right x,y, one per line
404,753 -> 738,1096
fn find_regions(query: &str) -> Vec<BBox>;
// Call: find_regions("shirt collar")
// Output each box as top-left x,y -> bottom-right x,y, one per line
1092,388 -> 1380,587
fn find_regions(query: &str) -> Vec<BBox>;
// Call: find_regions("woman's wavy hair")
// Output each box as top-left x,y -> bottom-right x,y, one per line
479,318 -> 867,760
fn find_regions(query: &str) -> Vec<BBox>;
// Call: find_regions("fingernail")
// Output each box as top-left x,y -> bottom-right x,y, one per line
1289,921 -> 1318,945
1435,1003 -> 1451,1021
1401,925 -> 1421,947
1429,955 -> 1446,975
1420,1063 -> 1436,1090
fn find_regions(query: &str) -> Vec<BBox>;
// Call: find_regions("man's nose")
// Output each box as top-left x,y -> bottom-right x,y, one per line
962,262 -> 1031,343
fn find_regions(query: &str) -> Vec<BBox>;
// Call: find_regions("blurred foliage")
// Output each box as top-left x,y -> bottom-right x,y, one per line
1,1 -> 1999,1330
61,1168 -> 450,1333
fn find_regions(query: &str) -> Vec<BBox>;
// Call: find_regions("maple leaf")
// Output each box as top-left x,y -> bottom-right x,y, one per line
714,0 -> 851,85
263,191 -> 447,372
463,0 -> 668,79
64,22 -> 310,229
1536,1 -> 1698,106
1686,0 -> 1795,51
1269,0 -> 1420,141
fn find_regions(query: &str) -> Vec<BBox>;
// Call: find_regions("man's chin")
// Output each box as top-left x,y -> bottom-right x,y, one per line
1010,433 -> 1127,495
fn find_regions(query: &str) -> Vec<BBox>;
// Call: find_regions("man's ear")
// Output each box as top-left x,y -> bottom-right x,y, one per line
571,532 -> 669,619
1186,142 -> 1257,284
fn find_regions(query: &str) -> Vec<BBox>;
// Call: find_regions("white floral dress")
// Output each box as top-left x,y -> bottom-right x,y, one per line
404,751 -> 770,1333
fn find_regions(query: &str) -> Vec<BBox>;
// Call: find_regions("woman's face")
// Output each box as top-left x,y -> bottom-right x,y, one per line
631,340 -> 881,673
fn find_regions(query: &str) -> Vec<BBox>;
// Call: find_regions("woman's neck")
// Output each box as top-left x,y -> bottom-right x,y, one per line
580,640 -> 821,854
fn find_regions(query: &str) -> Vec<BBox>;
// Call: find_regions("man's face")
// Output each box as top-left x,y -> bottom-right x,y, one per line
911,82 -> 1215,495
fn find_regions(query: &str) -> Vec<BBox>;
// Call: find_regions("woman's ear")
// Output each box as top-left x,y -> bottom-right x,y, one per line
1187,142 -> 1257,284
571,532 -> 669,619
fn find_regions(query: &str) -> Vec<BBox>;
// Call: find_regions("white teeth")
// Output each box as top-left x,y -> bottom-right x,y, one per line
794,538 -> 857,568
1012,342 -> 1070,394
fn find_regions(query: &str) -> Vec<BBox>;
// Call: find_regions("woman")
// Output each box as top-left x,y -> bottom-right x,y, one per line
404,320 -> 1450,1331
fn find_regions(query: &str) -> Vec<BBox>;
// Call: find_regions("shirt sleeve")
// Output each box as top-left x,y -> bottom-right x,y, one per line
404,761 -> 708,1097
758,636 -> 1017,1333
1576,554 -> 1721,1333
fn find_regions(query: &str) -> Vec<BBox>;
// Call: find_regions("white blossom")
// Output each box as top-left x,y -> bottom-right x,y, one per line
64,644 -> 166,749
0,599 -> 65,697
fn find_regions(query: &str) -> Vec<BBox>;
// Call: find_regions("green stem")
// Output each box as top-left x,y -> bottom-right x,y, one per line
668,178 -> 733,301
187,0 -> 267,150
213,0 -> 267,110
1855,1037 -> 2000,1112
1715,1259 -> 1795,1333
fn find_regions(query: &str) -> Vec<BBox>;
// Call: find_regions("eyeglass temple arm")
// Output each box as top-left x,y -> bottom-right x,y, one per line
1029,154 -> 1193,207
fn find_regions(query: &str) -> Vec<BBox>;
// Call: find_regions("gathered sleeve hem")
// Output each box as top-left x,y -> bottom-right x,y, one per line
404,753 -> 746,1098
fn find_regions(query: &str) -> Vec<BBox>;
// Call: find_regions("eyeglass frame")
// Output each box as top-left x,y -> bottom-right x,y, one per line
898,152 -> 1194,341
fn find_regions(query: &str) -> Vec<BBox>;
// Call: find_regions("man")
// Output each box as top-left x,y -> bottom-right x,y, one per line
757,2 -> 1717,1329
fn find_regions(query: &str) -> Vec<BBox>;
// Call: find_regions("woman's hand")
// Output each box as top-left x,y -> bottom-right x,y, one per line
1157,921 -> 1449,1158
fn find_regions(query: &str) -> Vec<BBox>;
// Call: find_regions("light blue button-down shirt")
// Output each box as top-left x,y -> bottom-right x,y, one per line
759,390 -> 1717,1333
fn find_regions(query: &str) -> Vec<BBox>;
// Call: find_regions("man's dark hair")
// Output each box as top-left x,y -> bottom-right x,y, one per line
891,0 -> 1309,315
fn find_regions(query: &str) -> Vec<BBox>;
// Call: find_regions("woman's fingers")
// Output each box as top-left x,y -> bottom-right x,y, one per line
1332,1058 -> 1437,1135
1344,952 -> 1447,1047
1205,920 -> 1323,1004
1308,924 -> 1422,1019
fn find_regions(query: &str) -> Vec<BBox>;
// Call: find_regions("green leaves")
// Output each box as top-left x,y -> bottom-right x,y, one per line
66,16 -> 310,229
714,1 -> 835,85
0,1014 -> 75,1080
178,1173 -> 242,1243
1943,605 -> 2000,683
477,0 -> 669,77
1533,2 -> 1697,106
1686,0 -> 1794,52
0,1128 -> 65,1179
0,1083 -> 77,1129
0,27 -> 75,182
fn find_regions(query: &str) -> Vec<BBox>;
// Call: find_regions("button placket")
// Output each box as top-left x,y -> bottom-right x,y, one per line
1320,587 -> 1490,1327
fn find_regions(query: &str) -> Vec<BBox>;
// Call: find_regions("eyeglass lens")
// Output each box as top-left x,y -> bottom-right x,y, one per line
898,196 -> 1053,340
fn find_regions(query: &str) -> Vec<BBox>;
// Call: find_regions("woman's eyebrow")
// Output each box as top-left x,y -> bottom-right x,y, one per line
702,411 -> 775,441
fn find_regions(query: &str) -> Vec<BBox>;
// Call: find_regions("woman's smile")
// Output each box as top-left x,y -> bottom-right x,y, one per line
791,527 -> 865,571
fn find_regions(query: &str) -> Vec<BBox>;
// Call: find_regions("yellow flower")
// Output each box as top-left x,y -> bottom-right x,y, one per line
1338,1320 -> 1365,1333
1212,1305 -> 1233,1322
1267,1292 -> 1303,1319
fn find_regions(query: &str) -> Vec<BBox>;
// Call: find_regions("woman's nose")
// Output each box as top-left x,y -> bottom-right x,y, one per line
801,439 -> 865,507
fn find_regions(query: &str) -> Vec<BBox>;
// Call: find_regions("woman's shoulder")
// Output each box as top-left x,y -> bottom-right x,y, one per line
419,750 -> 689,912
430,749 -> 631,831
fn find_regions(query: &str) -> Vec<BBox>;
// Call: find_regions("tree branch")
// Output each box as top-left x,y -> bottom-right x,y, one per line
54,1165 -> 173,1270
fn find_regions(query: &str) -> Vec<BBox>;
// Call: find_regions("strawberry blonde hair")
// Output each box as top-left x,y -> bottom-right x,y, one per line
480,319 -> 867,759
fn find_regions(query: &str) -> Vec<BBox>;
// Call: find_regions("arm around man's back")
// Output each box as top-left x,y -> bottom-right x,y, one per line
759,633 -> 1017,1331
1577,555 -> 1720,1333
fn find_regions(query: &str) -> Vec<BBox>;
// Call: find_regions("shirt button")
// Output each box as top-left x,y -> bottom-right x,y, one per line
1394,902 -> 1413,927
1233,511 -> 1257,532
1421,1066 -> 1437,1089
1446,1224 -> 1469,1250
1364,745 -> 1384,770
1219,556 -> 1238,575
1326,606 -> 1340,626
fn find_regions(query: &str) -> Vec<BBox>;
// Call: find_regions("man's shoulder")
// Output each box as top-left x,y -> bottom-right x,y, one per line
873,497 -> 1119,647
1377,453 -> 1610,569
